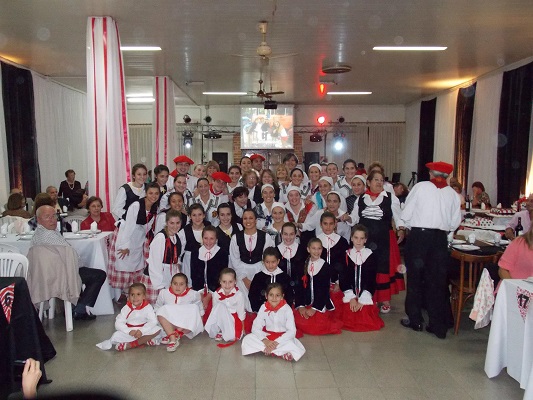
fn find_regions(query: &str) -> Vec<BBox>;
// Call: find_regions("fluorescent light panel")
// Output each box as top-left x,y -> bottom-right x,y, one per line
373,46 -> 447,51
127,97 -> 155,103
327,91 -> 372,95
203,92 -> 247,95
120,46 -> 161,51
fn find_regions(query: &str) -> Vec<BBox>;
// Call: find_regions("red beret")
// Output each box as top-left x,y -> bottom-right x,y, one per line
250,154 -> 266,162
425,161 -> 453,175
173,155 -> 194,164
212,171 -> 231,183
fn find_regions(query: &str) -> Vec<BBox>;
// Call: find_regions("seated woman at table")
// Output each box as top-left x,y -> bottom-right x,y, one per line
449,178 -> 466,209
2,192 -> 31,219
471,181 -> 491,208
498,224 -> 533,280
81,196 -> 116,232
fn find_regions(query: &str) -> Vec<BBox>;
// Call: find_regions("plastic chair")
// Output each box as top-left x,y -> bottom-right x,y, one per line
450,250 -> 501,335
0,252 -> 29,278
0,243 -> 22,254
64,215 -> 86,229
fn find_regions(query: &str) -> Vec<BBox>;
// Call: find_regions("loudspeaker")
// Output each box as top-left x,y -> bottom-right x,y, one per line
264,100 -> 278,110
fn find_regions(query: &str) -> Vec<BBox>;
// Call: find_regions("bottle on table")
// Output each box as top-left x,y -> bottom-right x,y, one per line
465,194 -> 471,212
515,217 -> 524,237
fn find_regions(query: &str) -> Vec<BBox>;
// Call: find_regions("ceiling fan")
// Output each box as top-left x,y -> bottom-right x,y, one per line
253,78 -> 284,99
232,21 -> 297,61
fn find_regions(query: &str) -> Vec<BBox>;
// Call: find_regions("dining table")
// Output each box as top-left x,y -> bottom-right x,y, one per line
485,279 -> 533,400
0,231 -> 114,315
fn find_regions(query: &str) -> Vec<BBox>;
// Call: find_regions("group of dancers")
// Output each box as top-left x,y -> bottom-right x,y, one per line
97,153 -> 407,360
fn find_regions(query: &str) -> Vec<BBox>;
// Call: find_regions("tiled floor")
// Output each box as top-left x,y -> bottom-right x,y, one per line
37,292 -> 524,400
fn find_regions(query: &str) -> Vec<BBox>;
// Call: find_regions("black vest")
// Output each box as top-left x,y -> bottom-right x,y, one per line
216,223 -> 241,253
183,224 -> 202,252
121,183 -> 147,220
235,230 -> 266,264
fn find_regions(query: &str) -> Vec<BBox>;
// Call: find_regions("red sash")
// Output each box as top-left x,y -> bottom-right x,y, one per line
262,327 -> 284,341
126,322 -> 146,328
217,312 -> 243,348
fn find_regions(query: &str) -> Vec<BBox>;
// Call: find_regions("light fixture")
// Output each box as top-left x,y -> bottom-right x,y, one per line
126,97 -> 155,103
319,83 -> 325,95
338,116 -> 345,123
204,131 -> 222,139
317,115 -> 326,125
327,91 -> 372,95
373,46 -> 447,51
202,92 -> 247,95
183,115 -> 192,123
310,133 -> 323,142
333,132 -> 346,152
204,116 -> 212,123
183,131 -> 194,148
120,46 -> 161,51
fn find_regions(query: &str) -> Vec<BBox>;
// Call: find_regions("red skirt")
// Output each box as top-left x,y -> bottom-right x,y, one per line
293,307 -> 342,335
330,289 -> 344,321
341,303 -> 384,332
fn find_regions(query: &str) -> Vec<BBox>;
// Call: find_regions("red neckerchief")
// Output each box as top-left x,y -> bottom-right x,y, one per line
264,299 -> 287,315
209,183 -> 224,196
430,177 -> 448,189
169,287 -> 191,304
365,189 -> 382,197
217,287 -> 238,300
170,169 -> 178,178
125,300 -> 150,318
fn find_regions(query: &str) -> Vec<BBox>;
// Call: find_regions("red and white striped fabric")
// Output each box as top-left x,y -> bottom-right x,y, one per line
86,16 -> 131,211
153,77 -> 177,167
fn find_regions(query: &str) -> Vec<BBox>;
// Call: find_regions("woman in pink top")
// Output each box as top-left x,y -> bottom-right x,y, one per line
498,225 -> 533,279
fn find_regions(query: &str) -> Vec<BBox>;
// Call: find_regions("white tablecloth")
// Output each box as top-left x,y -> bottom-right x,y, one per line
485,279 -> 533,400
0,232 -> 114,315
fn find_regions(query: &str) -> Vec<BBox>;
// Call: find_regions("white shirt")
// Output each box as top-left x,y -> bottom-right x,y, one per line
401,181 -> 461,231
350,190 -> 404,228
111,183 -> 145,220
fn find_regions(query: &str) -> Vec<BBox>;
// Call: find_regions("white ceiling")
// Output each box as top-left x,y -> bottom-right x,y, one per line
1,0 -> 532,106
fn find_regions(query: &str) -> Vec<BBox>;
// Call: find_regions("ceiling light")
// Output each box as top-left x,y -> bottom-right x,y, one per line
327,92 -> 372,95
120,46 -> 161,51
126,97 -> 155,103
186,81 -> 205,86
373,46 -> 447,51
202,92 -> 247,95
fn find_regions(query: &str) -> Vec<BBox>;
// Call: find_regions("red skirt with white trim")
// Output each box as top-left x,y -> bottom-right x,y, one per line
341,303 -> 384,332
330,289 -> 345,321
293,307 -> 342,335
389,230 -> 405,294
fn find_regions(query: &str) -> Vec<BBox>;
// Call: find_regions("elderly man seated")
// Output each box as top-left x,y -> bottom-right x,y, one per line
31,205 -> 106,320
46,185 -> 69,213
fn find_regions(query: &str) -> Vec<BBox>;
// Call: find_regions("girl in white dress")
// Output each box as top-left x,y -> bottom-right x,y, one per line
155,273 -> 204,352
96,283 -> 160,351
204,268 -> 246,347
242,283 -> 305,361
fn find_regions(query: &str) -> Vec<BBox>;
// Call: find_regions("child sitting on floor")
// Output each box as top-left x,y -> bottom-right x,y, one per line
96,283 -> 160,351
155,273 -> 204,352
242,283 -> 305,361
204,268 -> 246,347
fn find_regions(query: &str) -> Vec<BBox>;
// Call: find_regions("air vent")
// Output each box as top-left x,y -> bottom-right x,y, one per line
321,63 -> 352,74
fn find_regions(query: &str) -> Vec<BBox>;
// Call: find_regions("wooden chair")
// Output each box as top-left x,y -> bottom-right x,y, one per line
450,250 -> 501,335
0,252 -> 29,279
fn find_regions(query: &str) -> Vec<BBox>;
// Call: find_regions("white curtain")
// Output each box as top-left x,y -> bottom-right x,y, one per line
129,125 -> 154,168
401,102 -> 421,185
86,16 -> 130,211
469,73 -> 503,203
32,74 -> 88,191
0,63 -> 9,203
153,77 -> 177,167
434,89 -> 458,163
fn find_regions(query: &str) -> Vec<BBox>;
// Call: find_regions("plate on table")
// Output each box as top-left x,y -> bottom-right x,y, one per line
64,232 -> 89,240
471,208 -> 490,213
18,234 -> 34,240
452,239 -> 466,244
78,229 -> 101,235
452,244 -> 480,251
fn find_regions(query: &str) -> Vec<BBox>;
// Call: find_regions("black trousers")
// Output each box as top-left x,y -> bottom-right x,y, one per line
404,228 -> 450,335
78,267 -> 106,307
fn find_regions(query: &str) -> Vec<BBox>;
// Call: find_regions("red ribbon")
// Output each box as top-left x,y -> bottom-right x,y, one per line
169,286 -> 191,303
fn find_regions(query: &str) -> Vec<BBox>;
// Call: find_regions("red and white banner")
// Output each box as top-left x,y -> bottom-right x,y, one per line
153,77 -> 177,167
86,16 -> 131,211
0,283 -> 15,324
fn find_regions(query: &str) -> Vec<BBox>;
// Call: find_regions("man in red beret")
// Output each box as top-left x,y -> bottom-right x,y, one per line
168,155 -> 198,192
400,161 -> 461,339
250,154 -> 265,173
210,172 -> 231,203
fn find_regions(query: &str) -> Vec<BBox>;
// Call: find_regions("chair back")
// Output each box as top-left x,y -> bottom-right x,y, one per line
0,244 -> 22,254
0,252 -> 29,278
64,215 -> 86,226
451,250 -> 501,293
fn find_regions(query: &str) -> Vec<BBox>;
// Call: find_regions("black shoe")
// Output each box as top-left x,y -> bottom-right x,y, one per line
73,312 -> 97,321
426,325 -> 446,339
400,318 -> 423,332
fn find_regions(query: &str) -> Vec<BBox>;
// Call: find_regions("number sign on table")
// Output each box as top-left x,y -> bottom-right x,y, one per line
516,287 -> 531,321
